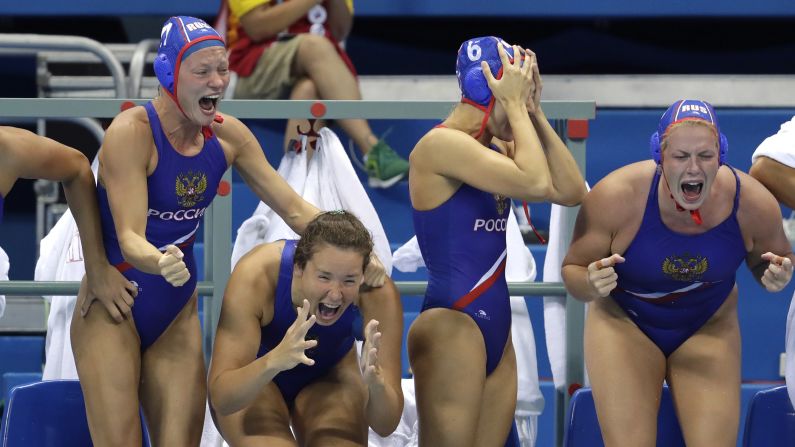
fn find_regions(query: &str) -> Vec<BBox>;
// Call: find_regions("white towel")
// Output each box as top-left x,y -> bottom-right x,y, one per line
542,185 -> 591,392
231,128 -> 392,274
37,209 -> 83,380
0,245 -> 9,319
231,149 -> 306,268
542,204 -> 569,392
386,207 -> 542,446
368,379 -> 419,447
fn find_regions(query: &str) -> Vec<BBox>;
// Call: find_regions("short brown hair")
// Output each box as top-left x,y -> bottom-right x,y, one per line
294,211 -> 373,272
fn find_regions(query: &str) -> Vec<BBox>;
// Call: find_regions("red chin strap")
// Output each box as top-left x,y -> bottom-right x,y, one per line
201,114 -> 224,139
461,97 -> 495,140
670,197 -> 703,225
522,201 -> 547,244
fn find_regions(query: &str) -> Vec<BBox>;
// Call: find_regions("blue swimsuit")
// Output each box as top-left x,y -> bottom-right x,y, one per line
413,179 -> 511,375
612,167 -> 747,356
257,240 -> 360,405
97,102 -> 228,350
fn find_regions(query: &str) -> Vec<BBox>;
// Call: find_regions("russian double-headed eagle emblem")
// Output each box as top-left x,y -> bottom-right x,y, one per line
175,170 -> 207,208
662,253 -> 708,282
494,194 -> 507,215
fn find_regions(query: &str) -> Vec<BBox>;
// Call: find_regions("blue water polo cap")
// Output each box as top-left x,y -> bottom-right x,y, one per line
456,36 -> 516,109
154,16 -> 225,97
650,99 -> 728,164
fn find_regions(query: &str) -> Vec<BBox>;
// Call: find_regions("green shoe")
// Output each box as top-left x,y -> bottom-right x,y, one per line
365,140 -> 409,188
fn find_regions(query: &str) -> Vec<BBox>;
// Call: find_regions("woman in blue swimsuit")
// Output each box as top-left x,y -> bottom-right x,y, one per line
408,36 -> 585,446
209,211 -> 403,445
562,99 -> 794,446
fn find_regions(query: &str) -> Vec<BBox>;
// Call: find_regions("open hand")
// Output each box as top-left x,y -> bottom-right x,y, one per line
359,319 -> 384,387
80,264 -> 137,322
271,299 -> 317,371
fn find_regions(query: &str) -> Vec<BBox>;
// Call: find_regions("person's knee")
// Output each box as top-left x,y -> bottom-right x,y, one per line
295,34 -> 339,71
89,411 -> 143,447
290,78 -> 318,100
301,421 -> 366,447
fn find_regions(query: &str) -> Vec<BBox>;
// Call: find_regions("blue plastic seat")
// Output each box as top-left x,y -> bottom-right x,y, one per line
0,336 -> 45,380
564,386 -> 685,447
1,372 -> 42,409
1,380 -> 150,447
742,385 -> 795,446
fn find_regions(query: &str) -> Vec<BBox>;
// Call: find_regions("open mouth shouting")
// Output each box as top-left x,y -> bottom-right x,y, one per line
316,302 -> 344,324
681,181 -> 704,203
199,95 -> 220,115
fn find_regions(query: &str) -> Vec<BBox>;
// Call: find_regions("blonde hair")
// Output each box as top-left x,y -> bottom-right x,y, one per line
660,120 -> 719,153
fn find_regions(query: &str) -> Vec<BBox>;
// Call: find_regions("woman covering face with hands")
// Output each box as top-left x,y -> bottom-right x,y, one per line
208,211 -> 403,446
562,99 -> 794,447
407,36 -> 585,446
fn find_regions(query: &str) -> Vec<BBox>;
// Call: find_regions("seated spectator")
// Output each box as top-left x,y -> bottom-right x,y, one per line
225,0 -> 409,188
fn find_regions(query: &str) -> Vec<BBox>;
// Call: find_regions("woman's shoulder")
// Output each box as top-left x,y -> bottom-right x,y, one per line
593,160 -> 656,195
582,160 -> 656,222
104,106 -> 153,141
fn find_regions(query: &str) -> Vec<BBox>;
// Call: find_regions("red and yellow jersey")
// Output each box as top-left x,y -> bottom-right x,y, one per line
226,0 -> 355,77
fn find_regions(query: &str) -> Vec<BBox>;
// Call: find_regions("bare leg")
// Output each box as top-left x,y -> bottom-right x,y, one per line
292,348 -> 368,447
71,283 -> 143,447
585,298 -> 667,447
139,292 -> 206,447
291,34 -> 377,155
667,292 -> 741,447
474,335 -> 517,446
212,381 -> 297,447
408,308 -> 488,447
284,77 -> 325,159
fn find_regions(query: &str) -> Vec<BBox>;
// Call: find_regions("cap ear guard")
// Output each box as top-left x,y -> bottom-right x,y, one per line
650,128 -> 728,164
718,133 -> 728,163
154,16 -> 225,97
461,66 -> 492,106
154,53 -> 174,94
650,131 -> 662,163
456,36 -> 515,108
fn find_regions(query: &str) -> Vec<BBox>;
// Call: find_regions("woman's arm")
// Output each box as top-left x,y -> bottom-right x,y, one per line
561,177 -> 629,302
530,106 -> 587,206
209,243 -> 318,415
749,156 -> 795,209
237,0 -> 319,42
224,116 -> 320,235
326,0 -> 353,42
738,172 -> 795,290
357,279 -> 404,436
0,126 -> 136,321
